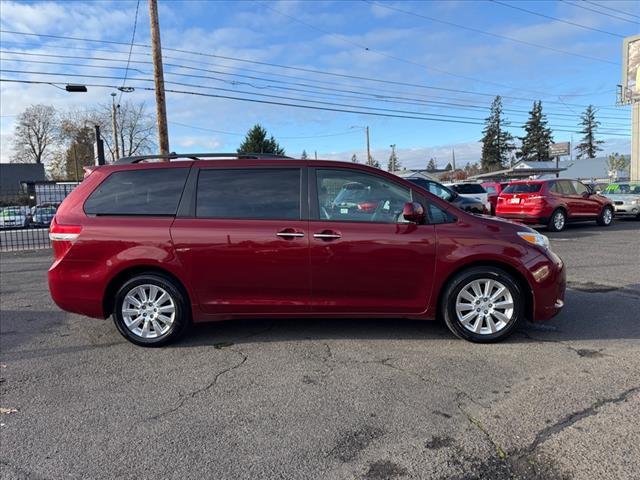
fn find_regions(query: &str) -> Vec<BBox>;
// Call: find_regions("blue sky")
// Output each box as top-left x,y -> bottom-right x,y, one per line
1,0 -> 638,168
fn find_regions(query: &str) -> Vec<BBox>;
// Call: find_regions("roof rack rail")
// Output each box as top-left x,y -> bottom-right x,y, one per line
115,152 -> 293,165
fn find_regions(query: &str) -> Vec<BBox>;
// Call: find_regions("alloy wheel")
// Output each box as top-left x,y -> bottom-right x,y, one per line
602,208 -> 612,225
454,279 -> 514,335
553,211 -> 565,231
121,284 -> 176,339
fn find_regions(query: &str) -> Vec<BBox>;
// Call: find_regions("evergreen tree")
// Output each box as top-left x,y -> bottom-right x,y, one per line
300,149 -> 308,159
445,162 -> 453,171
369,157 -> 380,169
427,158 -> 437,170
517,101 -> 553,161
351,153 -> 358,163
387,151 -> 401,172
575,105 -> 603,159
480,96 -> 515,171
237,124 -> 285,155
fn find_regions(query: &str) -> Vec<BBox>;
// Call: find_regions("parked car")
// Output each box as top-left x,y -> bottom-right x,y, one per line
601,183 -> 640,219
445,182 -> 491,213
48,153 -> 565,346
496,179 -> 615,232
0,206 -> 29,229
28,203 -> 59,227
482,182 -> 511,215
406,178 -> 486,214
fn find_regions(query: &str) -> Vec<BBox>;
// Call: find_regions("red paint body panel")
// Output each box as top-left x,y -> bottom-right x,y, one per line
48,159 -> 566,326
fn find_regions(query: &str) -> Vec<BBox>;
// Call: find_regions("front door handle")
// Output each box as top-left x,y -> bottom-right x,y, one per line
313,230 -> 341,240
276,228 -> 305,239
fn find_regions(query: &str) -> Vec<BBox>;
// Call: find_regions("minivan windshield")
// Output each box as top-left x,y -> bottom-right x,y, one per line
502,183 -> 542,194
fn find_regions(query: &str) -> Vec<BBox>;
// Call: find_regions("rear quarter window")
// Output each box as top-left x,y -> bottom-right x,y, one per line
84,168 -> 189,215
502,183 -> 542,194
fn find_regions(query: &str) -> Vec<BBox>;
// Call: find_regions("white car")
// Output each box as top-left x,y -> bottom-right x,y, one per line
600,182 -> 640,219
444,182 -> 491,213
0,206 -> 29,229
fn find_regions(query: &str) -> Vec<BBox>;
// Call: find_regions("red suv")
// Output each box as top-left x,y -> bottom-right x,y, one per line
496,179 -> 614,232
48,154 -> 565,346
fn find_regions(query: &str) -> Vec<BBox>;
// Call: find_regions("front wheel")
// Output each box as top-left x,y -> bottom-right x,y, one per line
596,206 -> 613,226
113,274 -> 190,347
442,267 -> 525,343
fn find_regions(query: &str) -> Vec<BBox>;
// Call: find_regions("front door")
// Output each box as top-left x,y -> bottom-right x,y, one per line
309,168 -> 437,314
171,167 -> 310,315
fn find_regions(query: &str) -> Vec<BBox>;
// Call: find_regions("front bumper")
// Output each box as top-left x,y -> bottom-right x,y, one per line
613,204 -> 640,216
526,250 -> 566,321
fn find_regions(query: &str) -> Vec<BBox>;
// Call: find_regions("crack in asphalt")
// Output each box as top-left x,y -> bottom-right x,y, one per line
148,347 -> 248,421
523,385 -> 640,455
456,401 -> 507,460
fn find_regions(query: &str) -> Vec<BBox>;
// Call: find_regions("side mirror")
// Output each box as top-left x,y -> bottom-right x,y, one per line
403,201 -> 426,224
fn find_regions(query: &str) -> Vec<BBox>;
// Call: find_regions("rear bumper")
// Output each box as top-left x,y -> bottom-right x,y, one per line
48,258 -> 107,319
496,213 -> 549,225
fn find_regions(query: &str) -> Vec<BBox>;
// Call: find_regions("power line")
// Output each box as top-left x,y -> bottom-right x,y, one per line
365,0 -> 618,65
119,0 -> 141,104
0,76 -> 629,136
1,50 -> 629,123
170,121 -> 360,139
561,0 -> 640,25
584,0 -> 640,20
490,0 -> 625,38
0,29 -> 625,111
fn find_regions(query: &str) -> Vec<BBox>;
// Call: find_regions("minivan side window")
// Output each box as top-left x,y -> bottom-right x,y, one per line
84,168 -> 189,216
316,169 -> 411,223
196,168 -> 301,220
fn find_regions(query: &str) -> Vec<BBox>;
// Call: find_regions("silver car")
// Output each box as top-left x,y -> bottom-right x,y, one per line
601,183 -> 640,219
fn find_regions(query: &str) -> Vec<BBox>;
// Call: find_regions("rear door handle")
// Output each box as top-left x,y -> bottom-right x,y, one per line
276,228 -> 305,239
313,230 -> 341,240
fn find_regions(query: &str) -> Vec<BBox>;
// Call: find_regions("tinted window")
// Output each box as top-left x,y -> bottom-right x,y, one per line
85,168 -> 189,215
451,184 -> 486,194
484,185 -> 497,194
428,204 -> 454,224
317,169 -> 411,223
502,183 -> 542,194
196,168 -> 300,220
573,181 -> 589,195
559,180 -> 576,195
408,179 -> 453,202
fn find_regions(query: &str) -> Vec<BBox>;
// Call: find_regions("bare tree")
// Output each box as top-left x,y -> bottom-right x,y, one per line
111,101 -> 156,160
11,104 -> 58,164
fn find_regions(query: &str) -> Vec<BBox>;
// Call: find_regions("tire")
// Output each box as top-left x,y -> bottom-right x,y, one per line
441,267 -> 525,343
547,209 -> 566,232
112,273 -> 190,347
596,206 -> 613,227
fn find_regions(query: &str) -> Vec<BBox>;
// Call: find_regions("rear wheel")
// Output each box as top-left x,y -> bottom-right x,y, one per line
113,274 -> 190,347
442,267 -> 524,343
547,209 -> 566,232
596,206 -> 613,226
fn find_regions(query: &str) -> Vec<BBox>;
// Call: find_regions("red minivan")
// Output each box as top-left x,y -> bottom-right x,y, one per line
496,179 -> 614,232
48,154 -> 565,346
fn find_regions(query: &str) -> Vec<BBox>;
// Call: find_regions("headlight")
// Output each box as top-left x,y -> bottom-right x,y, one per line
517,231 -> 550,249
630,199 -> 639,205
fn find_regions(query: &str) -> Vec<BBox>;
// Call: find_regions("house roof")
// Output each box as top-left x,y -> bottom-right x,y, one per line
394,170 -> 439,181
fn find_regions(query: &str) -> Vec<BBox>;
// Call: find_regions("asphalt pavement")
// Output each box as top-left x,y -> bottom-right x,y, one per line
1,219 -> 639,480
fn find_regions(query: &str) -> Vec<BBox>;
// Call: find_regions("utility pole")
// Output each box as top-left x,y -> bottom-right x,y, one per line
366,126 -> 371,165
110,93 -> 120,161
389,144 -> 396,172
148,0 -> 170,157
452,148 -> 456,171
72,143 -> 80,182
314,150 -> 318,160
94,125 -> 106,165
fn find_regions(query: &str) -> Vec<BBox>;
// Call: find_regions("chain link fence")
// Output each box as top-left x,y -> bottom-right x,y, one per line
0,182 -> 79,252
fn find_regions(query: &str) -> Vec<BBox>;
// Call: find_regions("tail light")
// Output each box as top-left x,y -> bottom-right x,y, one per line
357,201 -> 377,212
524,195 -> 546,205
49,217 -> 81,259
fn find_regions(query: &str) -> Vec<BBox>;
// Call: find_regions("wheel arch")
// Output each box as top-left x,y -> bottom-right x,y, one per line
436,260 -> 533,321
103,265 -> 192,319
